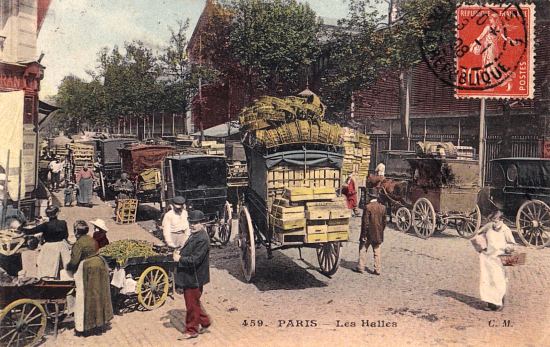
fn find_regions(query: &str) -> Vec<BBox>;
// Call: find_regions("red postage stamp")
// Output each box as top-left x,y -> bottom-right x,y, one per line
455,3 -> 535,99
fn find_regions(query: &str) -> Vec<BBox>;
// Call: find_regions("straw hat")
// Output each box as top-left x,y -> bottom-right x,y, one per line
89,218 -> 109,232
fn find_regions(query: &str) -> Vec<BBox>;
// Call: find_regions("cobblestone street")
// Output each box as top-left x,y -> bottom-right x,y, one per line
23,194 -> 550,346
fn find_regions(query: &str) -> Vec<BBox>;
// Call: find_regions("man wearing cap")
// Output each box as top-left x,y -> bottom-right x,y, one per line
162,196 -> 190,248
355,189 -> 386,275
173,210 -> 211,339
23,205 -> 71,279
90,218 -> 110,249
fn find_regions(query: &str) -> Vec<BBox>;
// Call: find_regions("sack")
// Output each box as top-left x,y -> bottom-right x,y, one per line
470,233 -> 487,253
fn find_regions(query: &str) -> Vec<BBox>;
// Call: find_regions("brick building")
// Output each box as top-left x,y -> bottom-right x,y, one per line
353,11 -> 550,182
0,0 -> 51,216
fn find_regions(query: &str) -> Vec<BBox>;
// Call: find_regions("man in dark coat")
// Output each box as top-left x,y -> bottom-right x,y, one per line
173,210 -> 211,339
355,189 -> 386,275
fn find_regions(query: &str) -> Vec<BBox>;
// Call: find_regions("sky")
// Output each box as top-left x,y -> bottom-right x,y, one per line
37,0 -> 360,99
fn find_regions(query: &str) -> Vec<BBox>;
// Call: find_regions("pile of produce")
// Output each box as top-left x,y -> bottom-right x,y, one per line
240,95 -> 326,130
240,94 -> 343,149
100,240 -> 157,265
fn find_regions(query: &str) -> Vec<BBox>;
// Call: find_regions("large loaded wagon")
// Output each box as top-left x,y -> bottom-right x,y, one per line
96,138 -> 138,200
237,92 -> 361,282
163,154 -> 232,245
489,158 -> 550,248
370,145 -> 481,239
119,143 -> 175,203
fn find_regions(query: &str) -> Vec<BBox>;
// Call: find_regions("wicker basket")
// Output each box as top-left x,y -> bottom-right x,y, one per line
499,252 -> 526,266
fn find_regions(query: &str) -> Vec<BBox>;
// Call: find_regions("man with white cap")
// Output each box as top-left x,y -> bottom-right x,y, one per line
162,196 -> 190,248
90,218 -> 110,249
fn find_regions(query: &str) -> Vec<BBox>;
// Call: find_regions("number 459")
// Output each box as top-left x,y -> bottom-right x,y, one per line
242,319 -> 264,327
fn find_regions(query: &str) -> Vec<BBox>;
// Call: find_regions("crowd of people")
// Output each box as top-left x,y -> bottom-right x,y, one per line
19,194 -> 211,340
11,153 -> 519,341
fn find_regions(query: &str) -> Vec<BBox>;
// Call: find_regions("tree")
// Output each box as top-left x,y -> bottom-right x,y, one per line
322,0 -> 456,117
221,0 -> 321,96
54,75 -> 106,133
160,20 -> 217,118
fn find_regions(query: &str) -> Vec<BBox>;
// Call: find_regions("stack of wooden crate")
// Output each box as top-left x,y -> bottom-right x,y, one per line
340,128 -> 371,185
54,145 -> 69,159
270,186 -> 350,244
68,143 -> 95,172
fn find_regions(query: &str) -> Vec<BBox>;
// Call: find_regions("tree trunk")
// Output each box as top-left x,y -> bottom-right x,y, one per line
398,69 -> 411,150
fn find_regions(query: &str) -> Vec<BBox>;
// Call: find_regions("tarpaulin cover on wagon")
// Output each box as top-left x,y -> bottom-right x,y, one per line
263,150 -> 343,170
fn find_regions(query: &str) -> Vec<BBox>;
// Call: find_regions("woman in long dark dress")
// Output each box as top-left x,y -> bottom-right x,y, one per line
76,163 -> 95,207
67,220 -> 113,335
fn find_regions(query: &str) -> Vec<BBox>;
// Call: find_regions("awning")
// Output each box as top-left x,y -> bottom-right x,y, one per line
38,100 -> 61,126
192,121 -> 240,138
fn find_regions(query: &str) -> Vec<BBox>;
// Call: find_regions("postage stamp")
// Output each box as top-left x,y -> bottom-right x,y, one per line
454,3 -> 536,99
421,3 -> 536,100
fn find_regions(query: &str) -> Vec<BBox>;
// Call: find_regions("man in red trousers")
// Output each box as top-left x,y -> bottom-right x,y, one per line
173,210 -> 211,339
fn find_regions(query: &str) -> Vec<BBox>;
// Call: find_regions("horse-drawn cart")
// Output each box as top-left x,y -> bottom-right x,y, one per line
162,155 -> 233,245
489,158 -> 550,248
238,146 -> 350,282
372,157 -> 481,239
0,279 -> 74,346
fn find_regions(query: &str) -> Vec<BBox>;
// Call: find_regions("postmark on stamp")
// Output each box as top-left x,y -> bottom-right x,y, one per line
421,3 -> 535,99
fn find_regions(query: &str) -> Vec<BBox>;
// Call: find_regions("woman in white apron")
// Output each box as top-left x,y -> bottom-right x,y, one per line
477,211 -> 517,311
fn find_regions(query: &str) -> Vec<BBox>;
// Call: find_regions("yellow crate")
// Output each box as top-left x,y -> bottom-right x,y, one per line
270,215 -> 306,230
328,231 -> 349,242
328,224 -> 349,233
330,209 -> 352,219
274,228 -> 305,244
328,218 -> 349,226
307,224 -> 328,235
305,233 -> 328,243
312,186 -> 335,195
116,199 -> 138,224
272,205 -> 304,214
312,193 -> 337,201
306,208 -> 331,220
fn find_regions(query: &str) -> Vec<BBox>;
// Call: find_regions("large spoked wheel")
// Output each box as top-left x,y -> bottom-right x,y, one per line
412,198 -> 437,239
395,207 -> 412,233
0,298 -> 46,347
516,200 -> 550,248
218,202 -> 232,246
136,266 -> 170,310
238,206 -> 256,282
456,205 -> 482,239
317,242 -> 341,276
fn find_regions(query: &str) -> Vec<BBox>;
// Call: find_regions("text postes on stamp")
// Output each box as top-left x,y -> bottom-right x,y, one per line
454,3 -> 535,99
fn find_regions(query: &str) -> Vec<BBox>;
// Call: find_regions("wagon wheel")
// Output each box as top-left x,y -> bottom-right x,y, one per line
217,202 -> 232,246
412,198 -> 436,239
395,207 -> 412,233
0,298 -> 46,347
136,266 -> 170,310
237,206 -> 256,282
516,200 -> 550,248
317,242 -> 341,276
456,205 -> 482,238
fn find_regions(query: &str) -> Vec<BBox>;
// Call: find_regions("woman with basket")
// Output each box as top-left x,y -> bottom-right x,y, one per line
471,211 -> 517,311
